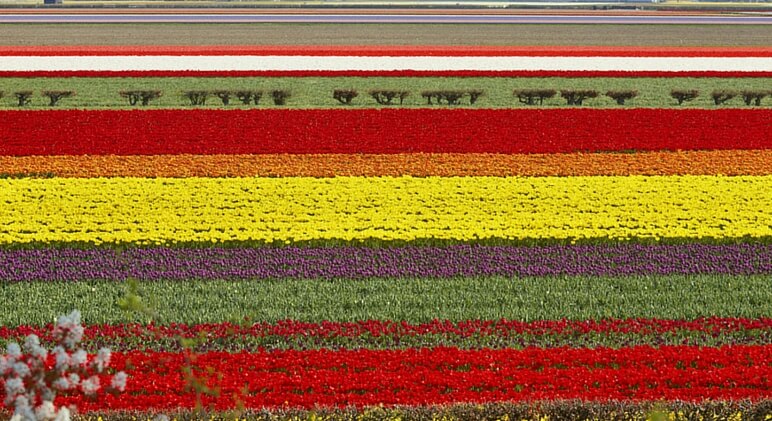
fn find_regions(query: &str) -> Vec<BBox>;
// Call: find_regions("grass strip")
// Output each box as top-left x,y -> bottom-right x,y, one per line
4,150 -> 772,178
1,275 -> 769,326
0,76 -> 770,109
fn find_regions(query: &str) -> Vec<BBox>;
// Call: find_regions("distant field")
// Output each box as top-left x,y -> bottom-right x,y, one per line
0,23 -> 770,46
1,76 -> 770,109
2,0 -> 771,9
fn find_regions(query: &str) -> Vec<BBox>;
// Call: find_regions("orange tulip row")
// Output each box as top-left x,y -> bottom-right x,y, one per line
2,150 -> 771,178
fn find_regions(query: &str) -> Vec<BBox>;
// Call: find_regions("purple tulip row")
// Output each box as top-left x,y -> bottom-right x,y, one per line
1,244 -> 770,282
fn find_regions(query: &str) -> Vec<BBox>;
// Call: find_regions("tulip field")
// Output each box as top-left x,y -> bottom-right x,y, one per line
0,43 -> 771,420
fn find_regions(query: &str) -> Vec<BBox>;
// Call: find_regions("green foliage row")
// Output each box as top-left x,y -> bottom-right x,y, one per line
0,77 -> 769,109
1,275 -> 770,327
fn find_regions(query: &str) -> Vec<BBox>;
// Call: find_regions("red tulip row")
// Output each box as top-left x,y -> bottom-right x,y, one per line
30,345 -> 771,411
1,109 -> 769,156
3,317 -> 768,342
2,318 -> 768,352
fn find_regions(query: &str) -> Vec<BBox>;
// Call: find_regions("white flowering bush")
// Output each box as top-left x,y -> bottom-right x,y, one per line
1,310 -> 127,421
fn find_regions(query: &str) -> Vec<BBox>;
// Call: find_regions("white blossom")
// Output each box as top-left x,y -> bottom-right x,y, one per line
7,343 -> 22,358
52,407 -> 70,421
53,311 -> 84,350
34,401 -> 56,421
39,384 -> 55,403
12,362 -> 31,378
93,348 -> 111,372
70,350 -> 87,367
67,373 -> 80,386
53,347 -> 70,372
51,377 -> 71,391
23,335 -> 47,361
111,371 -> 128,392
5,377 -> 25,401
80,375 -> 100,395
2,310 -> 126,421
13,395 -> 34,421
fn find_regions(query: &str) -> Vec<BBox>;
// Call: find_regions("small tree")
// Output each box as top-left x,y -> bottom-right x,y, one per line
139,90 -> 162,106
120,90 -> 162,106
670,89 -> 699,105
212,90 -> 233,106
560,89 -> 598,106
369,90 -> 409,105
513,89 -> 556,106
605,90 -> 639,105
0,310 -> 127,421
421,91 -> 440,105
441,90 -> 465,105
333,89 -> 358,105
711,89 -> 737,106
41,91 -> 75,107
235,90 -> 262,105
421,90 -> 475,106
270,90 -> 291,106
740,90 -> 767,106
14,91 -> 33,107
468,90 -> 484,105
183,91 -> 209,106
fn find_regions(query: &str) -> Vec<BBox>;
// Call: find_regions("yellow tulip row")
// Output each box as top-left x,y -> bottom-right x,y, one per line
1,176 -> 770,244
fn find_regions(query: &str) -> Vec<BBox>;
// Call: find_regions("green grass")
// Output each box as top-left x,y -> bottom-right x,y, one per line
1,275 -> 769,326
0,77 -> 769,109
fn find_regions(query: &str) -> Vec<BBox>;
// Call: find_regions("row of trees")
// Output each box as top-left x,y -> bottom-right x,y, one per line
118,90 -> 290,106
515,89 -> 772,106
119,89 -> 290,105
3,88 -> 770,107
0,90 -> 75,106
133,88 -> 772,107
180,90 -> 291,106
671,89 -> 770,106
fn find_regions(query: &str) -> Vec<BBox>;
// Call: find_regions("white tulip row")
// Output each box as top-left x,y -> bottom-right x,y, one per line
1,55 -> 770,72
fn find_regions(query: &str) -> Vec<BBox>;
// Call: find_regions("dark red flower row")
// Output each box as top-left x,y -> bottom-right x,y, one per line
2,317 -> 768,342
1,317 -> 768,352
1,45 -> 769,56
3,70 -> 771,78
1,109 -> 769,155
26,345 -> 771,411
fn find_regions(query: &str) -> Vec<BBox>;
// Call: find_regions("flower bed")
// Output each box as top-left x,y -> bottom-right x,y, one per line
2,109 -> 770,155
1,45 -> 771,419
